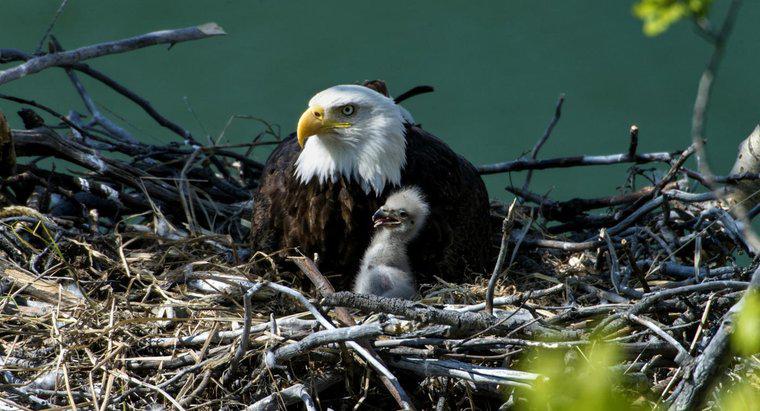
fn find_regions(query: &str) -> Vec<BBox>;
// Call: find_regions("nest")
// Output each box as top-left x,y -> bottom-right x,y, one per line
1,22 -> 759,411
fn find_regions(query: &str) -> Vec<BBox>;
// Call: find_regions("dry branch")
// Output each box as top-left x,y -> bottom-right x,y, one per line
266,323 -> 383,367
0,23 -> 225,85
478,150 -> 679,175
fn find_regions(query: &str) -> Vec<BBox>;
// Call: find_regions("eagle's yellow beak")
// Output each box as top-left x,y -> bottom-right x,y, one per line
297,106 -> 352,148
297,106 -> 326,148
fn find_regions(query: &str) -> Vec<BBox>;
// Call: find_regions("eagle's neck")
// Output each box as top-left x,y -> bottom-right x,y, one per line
294,125 -> 407,195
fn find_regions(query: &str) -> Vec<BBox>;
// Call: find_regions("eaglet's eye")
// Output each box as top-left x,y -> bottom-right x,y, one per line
340,104 -> 355,116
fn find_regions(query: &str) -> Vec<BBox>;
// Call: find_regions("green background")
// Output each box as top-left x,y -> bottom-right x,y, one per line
2,1 -> 758,201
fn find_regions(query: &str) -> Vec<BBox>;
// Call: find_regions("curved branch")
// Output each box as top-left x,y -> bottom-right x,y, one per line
0,23 -> 225,86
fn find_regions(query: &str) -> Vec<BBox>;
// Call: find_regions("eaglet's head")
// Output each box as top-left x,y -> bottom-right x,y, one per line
294,85 -> 409,195
372,187 -> 430,239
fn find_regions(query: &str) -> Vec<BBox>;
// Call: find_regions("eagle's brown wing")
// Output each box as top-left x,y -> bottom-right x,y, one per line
250,135 -> 381,280
401,125 -> 492,279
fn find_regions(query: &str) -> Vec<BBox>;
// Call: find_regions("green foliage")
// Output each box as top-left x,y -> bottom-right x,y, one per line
732,290 -> 760,356
517,342 -> 644,411
714,365 -> 760,411
633,0 -> 715,36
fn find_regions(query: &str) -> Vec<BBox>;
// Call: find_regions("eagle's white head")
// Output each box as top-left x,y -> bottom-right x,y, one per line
295,85 -> 410,195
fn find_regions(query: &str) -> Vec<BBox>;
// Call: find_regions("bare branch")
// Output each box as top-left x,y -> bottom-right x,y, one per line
0,23 -> 225,86
668,264 -> 759,410
478,150 -> 678,175
520,94 -> 565,192
266,323 -> 383,367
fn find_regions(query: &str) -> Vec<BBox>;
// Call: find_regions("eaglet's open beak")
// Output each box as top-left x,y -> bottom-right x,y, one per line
297,106 -> 351,148
372,209 -> 401,228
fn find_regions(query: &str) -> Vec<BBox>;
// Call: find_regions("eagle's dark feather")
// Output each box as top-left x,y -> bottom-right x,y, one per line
250,124 -> 491,282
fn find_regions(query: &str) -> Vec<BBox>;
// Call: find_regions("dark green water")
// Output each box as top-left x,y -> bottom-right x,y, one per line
2,1 -> 759,200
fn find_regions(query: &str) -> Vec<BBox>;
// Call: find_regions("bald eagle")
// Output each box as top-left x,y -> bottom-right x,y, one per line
250,82 -> 491,283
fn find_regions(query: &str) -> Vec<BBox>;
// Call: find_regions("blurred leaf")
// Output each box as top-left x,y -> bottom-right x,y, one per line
715,369 -> 760,411
633,0 -> 715,36
732,290 -> 760,356
517,342 -> 641,411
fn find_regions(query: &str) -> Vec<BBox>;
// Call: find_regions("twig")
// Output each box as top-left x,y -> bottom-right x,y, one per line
143,315 -> 314,348
266,323 -> 383,367
0,23 -> 226,86
255,282 -> 416,410
108,370 -> 185,411
607,190 -> 717,236
0,49 -> 267,167
52,36 -> 140,145
478,150 -> 678,175
521,94 -> 564,192
690,0 -> 743,179
228,283 -> 264,376
485,200 -> 516,315
668,264 -> 759,410
34,0 -> 69,54
246,373 -> 342,411
178,147 -> 203,234
509,183 -> 661,214
323,292 -> 564,338
628,125 -> 639,159
625,314 -> 690,364
0,94 -> 100,141
601,228 -> 622,294
387,357 -> 541,388
458,284 -> 565,312
290,255 -> 416,410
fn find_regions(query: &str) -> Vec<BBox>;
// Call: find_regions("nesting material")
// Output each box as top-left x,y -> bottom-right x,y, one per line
0,23 -> 758,410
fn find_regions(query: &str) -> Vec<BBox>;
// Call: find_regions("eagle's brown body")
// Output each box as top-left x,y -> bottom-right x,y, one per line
250,123 -> 491,282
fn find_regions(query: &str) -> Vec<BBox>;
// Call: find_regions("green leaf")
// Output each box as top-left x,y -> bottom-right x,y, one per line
632,0 -> 715,36
715,371 -> 760,411
732,290 -> 760,356
517,342 -> 640,411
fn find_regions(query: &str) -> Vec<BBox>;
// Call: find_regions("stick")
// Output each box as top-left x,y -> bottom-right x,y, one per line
228,283 -> 264,376
290,256 -> 416,410
485,200 -> 516,315
246,373 -> 342,411
143,317 -> 315,348
0,23 -> 225,85
601,229 -> 623,294
607,191 -> 717,236
34,0 -> 69,54
457,284 -> 565,312
52,36 -> 140,145
509,185 -> 659,214
478,150 -> 678,175
255,281 -> 416,411
322,292 -> 563,338
690,0 -> 743,179
625,314 -> 690,364
266,323 -> 383,367
387,357 -> 541,388
520,94 -> 564,192
628,125 -> 639,158
0,47 -> 267,167
109,370 -> 185,411
668,264 -> 759,410
12,128 -> 237,216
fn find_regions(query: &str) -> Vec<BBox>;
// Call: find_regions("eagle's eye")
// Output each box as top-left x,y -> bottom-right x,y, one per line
399,210 -> 408,218
341,105 -> 355,116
